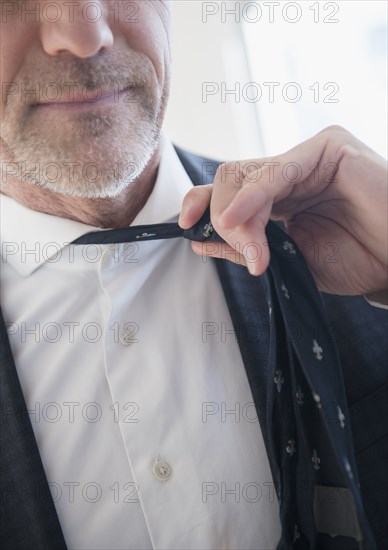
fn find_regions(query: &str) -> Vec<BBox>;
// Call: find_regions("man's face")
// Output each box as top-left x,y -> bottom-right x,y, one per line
0,0 -> 172,198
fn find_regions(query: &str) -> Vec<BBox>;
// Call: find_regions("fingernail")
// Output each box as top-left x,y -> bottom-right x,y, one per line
247,262 -> 258,276
243,249 -> 259,276
191,242 -> 203,255
244,252 -> 254,275
179,203 -> 190,226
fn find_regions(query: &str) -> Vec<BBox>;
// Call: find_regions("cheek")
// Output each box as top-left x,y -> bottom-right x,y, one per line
0,25 -> 36,119
115,2 -> 171,85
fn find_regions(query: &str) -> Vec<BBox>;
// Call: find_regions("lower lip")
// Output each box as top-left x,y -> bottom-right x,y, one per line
33,88 -> 133,112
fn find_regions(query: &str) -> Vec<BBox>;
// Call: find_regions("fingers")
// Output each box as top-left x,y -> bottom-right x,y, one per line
190,215 -> 270,276
178,182 -> 246,269
191,241 -> 247,270
217,167 -> 280,230
209,162 -> 274,275
180,125 -> 362,279
213,127 -> 347,233
178,184 -> 213,229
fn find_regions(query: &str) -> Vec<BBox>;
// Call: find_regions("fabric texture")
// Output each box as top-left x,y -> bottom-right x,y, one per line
0,145 -> 387,549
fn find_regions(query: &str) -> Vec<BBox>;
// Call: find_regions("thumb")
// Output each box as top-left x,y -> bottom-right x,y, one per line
179,184 -> 213,229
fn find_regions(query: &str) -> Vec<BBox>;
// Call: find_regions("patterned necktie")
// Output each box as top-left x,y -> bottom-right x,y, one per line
72,209 -> 222,245
73,208 -> 374,549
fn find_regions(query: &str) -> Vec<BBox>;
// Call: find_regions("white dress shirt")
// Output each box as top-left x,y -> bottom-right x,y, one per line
0,137 -> 281,550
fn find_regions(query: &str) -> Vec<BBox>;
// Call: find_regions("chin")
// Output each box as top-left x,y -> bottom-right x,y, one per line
3,120 -> 161,199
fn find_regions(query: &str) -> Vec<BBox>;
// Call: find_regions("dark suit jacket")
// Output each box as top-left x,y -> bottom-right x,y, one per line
1,146 -> 387,549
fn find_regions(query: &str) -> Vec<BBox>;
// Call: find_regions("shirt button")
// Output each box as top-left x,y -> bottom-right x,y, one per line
120,326 -> 136,346
120,331 -> 133,345
152,459 -> 172,482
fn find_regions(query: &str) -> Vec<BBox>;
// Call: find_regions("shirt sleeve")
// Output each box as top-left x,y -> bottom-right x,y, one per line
364,290 -> 388,310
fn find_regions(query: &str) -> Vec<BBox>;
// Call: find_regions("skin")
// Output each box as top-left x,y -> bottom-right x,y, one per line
0,0 -> 172,227
180,126 -> 388,299
1,1 -> 387,299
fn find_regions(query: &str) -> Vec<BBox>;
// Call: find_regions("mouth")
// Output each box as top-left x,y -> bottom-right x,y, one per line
32,86 -> 135,112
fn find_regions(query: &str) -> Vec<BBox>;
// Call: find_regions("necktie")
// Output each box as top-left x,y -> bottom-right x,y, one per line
73,208 -> 223,245
73,208 -> 374,549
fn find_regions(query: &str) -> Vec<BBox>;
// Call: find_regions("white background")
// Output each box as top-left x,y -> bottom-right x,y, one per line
164,0 -> 387,161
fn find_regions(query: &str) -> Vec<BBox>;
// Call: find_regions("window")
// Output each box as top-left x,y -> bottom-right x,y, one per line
243,0 -> 387,156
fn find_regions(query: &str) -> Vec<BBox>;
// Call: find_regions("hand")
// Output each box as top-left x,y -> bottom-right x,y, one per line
179,126 -> 388,297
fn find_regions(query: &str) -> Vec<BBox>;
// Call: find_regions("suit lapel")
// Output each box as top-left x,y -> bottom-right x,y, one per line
211,258 -> 274,462
0,308 -> 67,549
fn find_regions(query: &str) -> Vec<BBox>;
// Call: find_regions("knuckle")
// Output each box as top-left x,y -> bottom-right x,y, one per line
214,164 -> 225,183
214,162 -> 244,186
337,142 -> 361,159
211,214 -> 229,236
197,184 -> 213,203
183,187 -> 199,202
323,124 -> 348,136
242,171 -> 260,186
186,184 -> 212,201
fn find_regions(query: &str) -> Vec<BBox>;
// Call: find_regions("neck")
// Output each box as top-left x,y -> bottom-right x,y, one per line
0,148 -> 161,229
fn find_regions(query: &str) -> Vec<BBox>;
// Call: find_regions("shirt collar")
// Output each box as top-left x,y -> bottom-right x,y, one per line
0,136 -> 194,277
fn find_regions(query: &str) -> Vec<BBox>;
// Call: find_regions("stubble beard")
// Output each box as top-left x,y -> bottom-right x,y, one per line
1,52 -> 165,199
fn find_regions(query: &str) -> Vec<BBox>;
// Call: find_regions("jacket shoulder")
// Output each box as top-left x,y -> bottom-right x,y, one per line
174,145 -> 222,186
